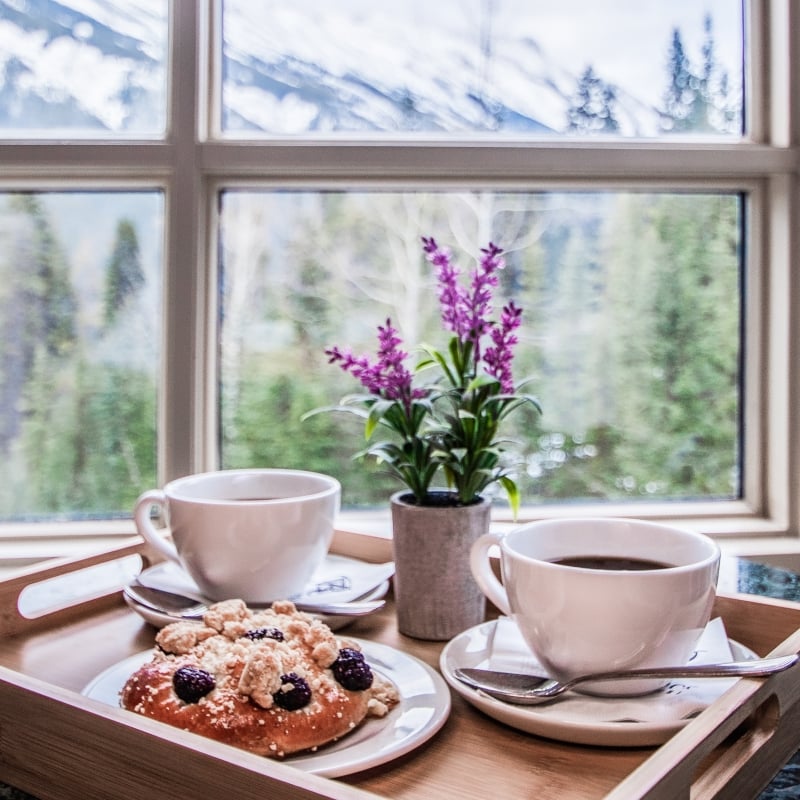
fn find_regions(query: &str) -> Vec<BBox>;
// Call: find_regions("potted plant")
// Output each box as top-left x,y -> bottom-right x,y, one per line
309,236 -> 541,639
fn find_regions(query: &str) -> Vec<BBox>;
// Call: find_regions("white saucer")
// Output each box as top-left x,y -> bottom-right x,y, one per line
126,553 -> 394,630
439,619 -> 756,747
82,637 -> 450,777
123,580 -> 390,631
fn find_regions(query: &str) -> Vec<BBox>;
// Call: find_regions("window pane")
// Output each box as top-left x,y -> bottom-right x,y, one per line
218,190 -> 742,510
0,1 -> 168,136
0,191 -> 163,520
221,0 -> 743,137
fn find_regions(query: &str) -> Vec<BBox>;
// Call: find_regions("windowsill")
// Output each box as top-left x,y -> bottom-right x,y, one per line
3,513 -> 800,623
1,505 -> 799,580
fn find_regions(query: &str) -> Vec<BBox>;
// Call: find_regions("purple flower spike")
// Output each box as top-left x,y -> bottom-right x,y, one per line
484,300 -> 522,392
421,236 -> 515,376
424,237 -> 470,339
326,320 -> 418,409
464,242 -> 505,363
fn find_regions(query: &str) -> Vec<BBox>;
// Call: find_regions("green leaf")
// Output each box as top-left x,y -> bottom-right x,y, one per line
300,402 -> 369,422
499,475 -> 520,520
466,373 -> 499,392
420,343 -> 459,386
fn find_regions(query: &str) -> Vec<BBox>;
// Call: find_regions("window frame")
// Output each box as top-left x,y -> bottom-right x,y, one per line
0,0 -> 798,559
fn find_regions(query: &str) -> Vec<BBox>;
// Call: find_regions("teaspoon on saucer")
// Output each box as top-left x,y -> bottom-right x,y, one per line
124,581 -> 386,619
454,654 -> 799,705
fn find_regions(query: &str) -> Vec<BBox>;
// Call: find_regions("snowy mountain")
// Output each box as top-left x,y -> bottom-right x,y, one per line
0,0 -> 164,131
0,0 -> 672,136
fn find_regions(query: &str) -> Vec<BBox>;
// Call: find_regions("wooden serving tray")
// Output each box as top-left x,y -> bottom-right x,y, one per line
0,534 -> 799,800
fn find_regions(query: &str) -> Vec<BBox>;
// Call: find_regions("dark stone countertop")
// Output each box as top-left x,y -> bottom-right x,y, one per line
1,558 -> 799,799
733,559 -> 800,798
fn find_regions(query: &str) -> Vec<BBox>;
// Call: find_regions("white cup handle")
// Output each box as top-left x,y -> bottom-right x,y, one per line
134,489 -> 181,564
470,531 -> 512,616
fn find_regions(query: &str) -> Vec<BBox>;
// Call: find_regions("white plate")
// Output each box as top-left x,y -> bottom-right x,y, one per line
439,620 -> 756,747
82,637 -> 450,777
123,580 -> 390,631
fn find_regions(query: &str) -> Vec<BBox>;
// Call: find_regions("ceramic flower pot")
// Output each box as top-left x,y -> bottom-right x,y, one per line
390,490 -> 491,640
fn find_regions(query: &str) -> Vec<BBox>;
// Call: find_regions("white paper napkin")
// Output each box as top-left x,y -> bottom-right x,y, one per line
472,617 -> 740,727
488,615 -> 734,674
137,554 -> 395,604
293,555 -> 395,603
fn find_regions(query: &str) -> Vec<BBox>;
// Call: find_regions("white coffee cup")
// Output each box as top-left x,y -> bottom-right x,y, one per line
470,517 -> 721,696
134,468 -> 341,603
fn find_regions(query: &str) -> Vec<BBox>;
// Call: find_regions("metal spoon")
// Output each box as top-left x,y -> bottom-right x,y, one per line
454,654 -> 799,706
124,581 -> 386,619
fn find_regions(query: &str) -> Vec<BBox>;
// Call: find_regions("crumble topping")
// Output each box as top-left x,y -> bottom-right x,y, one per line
149,600 -> 389,719
155,621 -> 216,655
237,642 -> 284,708
123,598 -> 400,757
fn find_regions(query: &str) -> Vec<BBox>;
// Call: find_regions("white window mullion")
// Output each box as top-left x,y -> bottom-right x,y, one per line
161,0 -> 208,483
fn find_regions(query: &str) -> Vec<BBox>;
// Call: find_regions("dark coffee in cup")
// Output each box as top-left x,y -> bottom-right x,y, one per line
548,555 -> 671,571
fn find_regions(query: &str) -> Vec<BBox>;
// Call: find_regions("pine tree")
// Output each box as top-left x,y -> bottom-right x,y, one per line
660,28 -> 698,132
103,218 -> 144,326
0,195 -> 76,452
660,15 -> 736,134
567,66 -> 620,134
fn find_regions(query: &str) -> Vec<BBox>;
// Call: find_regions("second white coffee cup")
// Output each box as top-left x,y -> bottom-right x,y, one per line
134,468 -> 341,604
470,517 -> 721,696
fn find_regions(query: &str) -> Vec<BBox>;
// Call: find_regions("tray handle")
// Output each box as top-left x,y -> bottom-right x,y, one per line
0,528 -> 387,639
0,537 -> 162,637
607,627 -> 800,800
